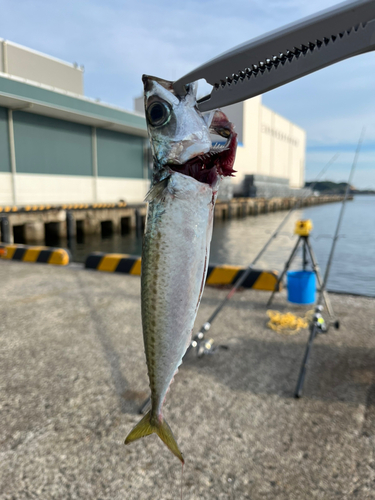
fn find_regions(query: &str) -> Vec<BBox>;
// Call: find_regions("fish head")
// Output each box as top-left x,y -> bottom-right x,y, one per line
143,75 -> 237,187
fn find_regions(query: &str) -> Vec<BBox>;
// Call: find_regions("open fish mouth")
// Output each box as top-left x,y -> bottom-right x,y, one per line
168,111 -> 237,187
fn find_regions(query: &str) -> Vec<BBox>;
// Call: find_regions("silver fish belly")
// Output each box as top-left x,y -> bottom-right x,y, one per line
142,173 -> 214,417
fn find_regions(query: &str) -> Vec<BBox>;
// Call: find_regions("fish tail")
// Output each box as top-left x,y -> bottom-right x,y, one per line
124,410 -> 184,464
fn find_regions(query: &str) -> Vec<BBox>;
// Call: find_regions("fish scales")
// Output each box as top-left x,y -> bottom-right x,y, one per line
142,174 -> 214,416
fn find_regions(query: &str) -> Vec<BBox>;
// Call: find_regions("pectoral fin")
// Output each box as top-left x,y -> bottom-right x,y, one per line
144,177 -> 170,202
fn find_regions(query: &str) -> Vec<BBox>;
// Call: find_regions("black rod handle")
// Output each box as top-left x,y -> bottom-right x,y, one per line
295,323 -> 318,398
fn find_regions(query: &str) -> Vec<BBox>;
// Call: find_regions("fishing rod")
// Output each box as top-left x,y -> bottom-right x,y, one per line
189,153 -> 339,357
295,128 -> 365,398
139,154 -> 338,413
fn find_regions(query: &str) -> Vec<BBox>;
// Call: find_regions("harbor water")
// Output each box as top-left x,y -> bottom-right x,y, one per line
70,195 -> 375,297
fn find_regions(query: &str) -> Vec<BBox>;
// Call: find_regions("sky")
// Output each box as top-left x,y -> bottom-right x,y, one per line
0,0 -> 374,188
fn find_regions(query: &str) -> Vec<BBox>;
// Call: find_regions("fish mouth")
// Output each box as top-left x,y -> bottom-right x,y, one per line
168,111 -> 237,187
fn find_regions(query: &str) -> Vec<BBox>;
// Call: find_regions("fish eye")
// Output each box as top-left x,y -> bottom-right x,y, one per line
146,101 -> 171,128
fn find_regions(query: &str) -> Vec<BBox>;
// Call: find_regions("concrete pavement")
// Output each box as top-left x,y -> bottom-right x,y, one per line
0,260 -> 374,499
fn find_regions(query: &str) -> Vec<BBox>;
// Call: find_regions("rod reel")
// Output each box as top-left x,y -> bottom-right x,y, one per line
195,338 -> 215,358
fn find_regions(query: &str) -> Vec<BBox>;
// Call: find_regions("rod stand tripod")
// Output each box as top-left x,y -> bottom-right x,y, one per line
266,222 -> 339,397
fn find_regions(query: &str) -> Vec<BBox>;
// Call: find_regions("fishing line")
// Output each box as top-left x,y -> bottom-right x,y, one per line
138,153 -> 340,412
318,127 -> 365,303
188,152 -> 340,353
295,127 -> 365,397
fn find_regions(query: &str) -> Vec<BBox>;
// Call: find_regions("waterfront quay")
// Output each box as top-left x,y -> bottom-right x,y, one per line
0,260 -> 374,499
0,194 -> 346,244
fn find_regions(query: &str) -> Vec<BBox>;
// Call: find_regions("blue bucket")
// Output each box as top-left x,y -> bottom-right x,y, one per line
287,270 -> 316,304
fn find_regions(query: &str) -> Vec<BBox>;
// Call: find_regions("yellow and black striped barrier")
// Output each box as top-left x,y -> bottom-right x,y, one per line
85,253 -> 142,275
0,244 -> 71,266
85,253 -> 280,291
205,264 -> 280,291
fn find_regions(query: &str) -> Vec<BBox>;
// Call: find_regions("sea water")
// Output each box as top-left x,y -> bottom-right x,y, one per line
70,195 -> 375,297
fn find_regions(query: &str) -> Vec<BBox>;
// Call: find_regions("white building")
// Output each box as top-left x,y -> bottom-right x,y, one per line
214,97 -> 306,197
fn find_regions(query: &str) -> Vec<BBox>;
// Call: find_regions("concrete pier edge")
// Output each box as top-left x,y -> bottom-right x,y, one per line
0,194 -> 349,244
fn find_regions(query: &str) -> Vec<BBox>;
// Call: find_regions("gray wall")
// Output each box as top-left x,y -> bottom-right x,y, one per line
97,129 -> 144,178
13,112 -> 93,176
2,108 -> 146,180
0,106 -> 10,172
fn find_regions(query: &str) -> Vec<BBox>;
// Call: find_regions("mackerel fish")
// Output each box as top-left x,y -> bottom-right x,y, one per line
125,75 -> 237,463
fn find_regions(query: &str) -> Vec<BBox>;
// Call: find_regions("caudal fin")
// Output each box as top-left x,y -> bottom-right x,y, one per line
124,410 -> 184,464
